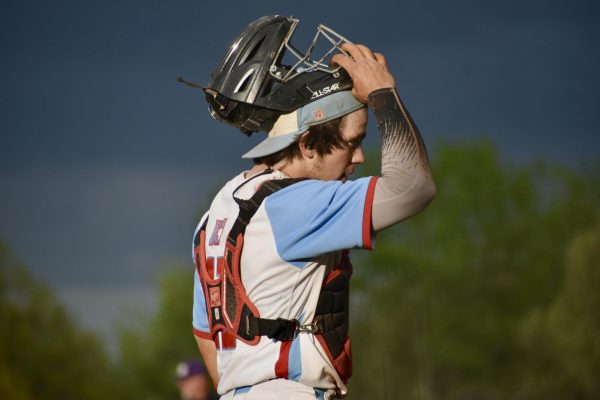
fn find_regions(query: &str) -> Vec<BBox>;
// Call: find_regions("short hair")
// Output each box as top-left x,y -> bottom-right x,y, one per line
253,117 -> 345,167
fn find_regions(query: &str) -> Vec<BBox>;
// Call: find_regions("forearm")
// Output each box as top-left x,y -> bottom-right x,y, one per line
370,88 -> 436,231
195,335 -> 219,389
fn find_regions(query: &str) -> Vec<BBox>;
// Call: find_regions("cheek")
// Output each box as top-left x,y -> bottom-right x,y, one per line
339,150 -> 353,166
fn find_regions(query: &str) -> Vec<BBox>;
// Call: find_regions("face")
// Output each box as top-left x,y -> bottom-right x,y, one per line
309,108 -> 368,181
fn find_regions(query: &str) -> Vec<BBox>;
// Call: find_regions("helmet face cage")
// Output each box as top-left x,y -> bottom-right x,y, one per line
270,19 -> 353,83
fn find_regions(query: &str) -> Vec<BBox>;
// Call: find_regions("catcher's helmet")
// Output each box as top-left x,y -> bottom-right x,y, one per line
203,15 -> 355,134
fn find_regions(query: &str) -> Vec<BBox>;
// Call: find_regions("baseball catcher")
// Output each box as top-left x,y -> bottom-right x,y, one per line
186,15 -> 436,399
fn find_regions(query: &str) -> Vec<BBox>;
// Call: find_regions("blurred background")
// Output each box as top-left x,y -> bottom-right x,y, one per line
1,0 -> 599,398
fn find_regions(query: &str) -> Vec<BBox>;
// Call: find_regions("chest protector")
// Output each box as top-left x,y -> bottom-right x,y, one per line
193,177 -> 353,382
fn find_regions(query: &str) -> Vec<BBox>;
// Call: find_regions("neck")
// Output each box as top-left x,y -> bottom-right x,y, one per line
245,159 -> 310,180
279,159 -> 309,179
244,163 -> 270,179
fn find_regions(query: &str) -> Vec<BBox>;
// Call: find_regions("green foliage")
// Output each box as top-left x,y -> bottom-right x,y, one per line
519,223 -> 600,399
348,141 -> 600,399
114,266 -> 201,400
0,242 -> 206,400
0,242 -> 116,400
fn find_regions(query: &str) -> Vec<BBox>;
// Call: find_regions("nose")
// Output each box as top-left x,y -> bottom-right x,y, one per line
352,145 -> 365,164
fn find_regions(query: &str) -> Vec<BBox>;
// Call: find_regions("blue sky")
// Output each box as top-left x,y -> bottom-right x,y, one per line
1,0 -> 598,342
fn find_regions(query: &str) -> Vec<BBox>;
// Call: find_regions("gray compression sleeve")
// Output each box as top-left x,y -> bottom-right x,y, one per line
369,88 -> 436,231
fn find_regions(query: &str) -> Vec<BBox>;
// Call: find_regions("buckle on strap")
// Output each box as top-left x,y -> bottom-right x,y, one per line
256,314 -> 336,341
298,314 -> 334,335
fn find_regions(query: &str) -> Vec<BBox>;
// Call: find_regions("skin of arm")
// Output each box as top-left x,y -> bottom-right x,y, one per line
332,44 -> 436,230
195,335 -> 219,389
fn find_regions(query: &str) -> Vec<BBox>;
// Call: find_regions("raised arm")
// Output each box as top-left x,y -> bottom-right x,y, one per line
333,44 -> 436,231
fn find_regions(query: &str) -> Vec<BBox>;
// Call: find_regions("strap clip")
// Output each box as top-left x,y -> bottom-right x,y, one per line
298,314 -> 334,335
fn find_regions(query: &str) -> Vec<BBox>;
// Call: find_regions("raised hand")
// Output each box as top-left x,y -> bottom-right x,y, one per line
332,43 -> 396,103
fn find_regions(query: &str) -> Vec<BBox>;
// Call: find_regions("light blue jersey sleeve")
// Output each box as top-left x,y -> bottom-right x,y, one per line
192,212 -> 210,337
192,268 -> 210,335
264,176 -> 378,263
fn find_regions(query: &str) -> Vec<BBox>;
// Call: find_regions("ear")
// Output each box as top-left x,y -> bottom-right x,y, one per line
299,135 -> 315,159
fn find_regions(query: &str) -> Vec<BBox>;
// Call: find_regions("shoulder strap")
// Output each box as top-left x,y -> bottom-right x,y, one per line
228,178 -> 306,245
193,216 -> 209,248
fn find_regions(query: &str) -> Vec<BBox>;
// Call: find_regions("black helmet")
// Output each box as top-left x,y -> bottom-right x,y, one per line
203,15 -> 355,134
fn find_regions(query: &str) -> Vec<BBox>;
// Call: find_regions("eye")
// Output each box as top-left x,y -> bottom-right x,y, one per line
346,137 -> 364,150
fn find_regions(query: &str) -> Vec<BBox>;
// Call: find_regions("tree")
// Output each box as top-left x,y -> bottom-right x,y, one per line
519,222 -> 600,399
347,141 -> 599,399
114,266 -> 203,400
0,241 -> 116,400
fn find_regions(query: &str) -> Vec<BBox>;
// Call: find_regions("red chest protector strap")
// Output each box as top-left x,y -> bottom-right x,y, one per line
194,176 -> 312,345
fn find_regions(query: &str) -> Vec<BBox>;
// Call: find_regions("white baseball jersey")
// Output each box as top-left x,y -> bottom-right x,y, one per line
192,169 -> 377,396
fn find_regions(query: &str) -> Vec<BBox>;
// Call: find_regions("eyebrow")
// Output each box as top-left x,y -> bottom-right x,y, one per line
354,131 -> 367,141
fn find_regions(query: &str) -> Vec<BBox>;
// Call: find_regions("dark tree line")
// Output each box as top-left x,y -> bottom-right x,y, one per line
0,243 -> 115,400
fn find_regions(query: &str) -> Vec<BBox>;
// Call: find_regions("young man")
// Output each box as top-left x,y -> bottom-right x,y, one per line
190,16 -> 435,399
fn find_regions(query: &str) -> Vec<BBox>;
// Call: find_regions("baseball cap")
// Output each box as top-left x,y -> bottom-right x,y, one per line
175,360 -> 207,381
241,90 -> 365,159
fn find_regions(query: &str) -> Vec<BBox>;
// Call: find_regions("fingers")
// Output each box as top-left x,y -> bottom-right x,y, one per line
355,44 -> 377,60
331,53 -> 356,76
332,43 -> 384,71
339,43 -> 378,61
374,52 -> 387,67
332,43 -> 395,103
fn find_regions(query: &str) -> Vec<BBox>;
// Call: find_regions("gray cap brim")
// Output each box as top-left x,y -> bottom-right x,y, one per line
241,132 -> 302,159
